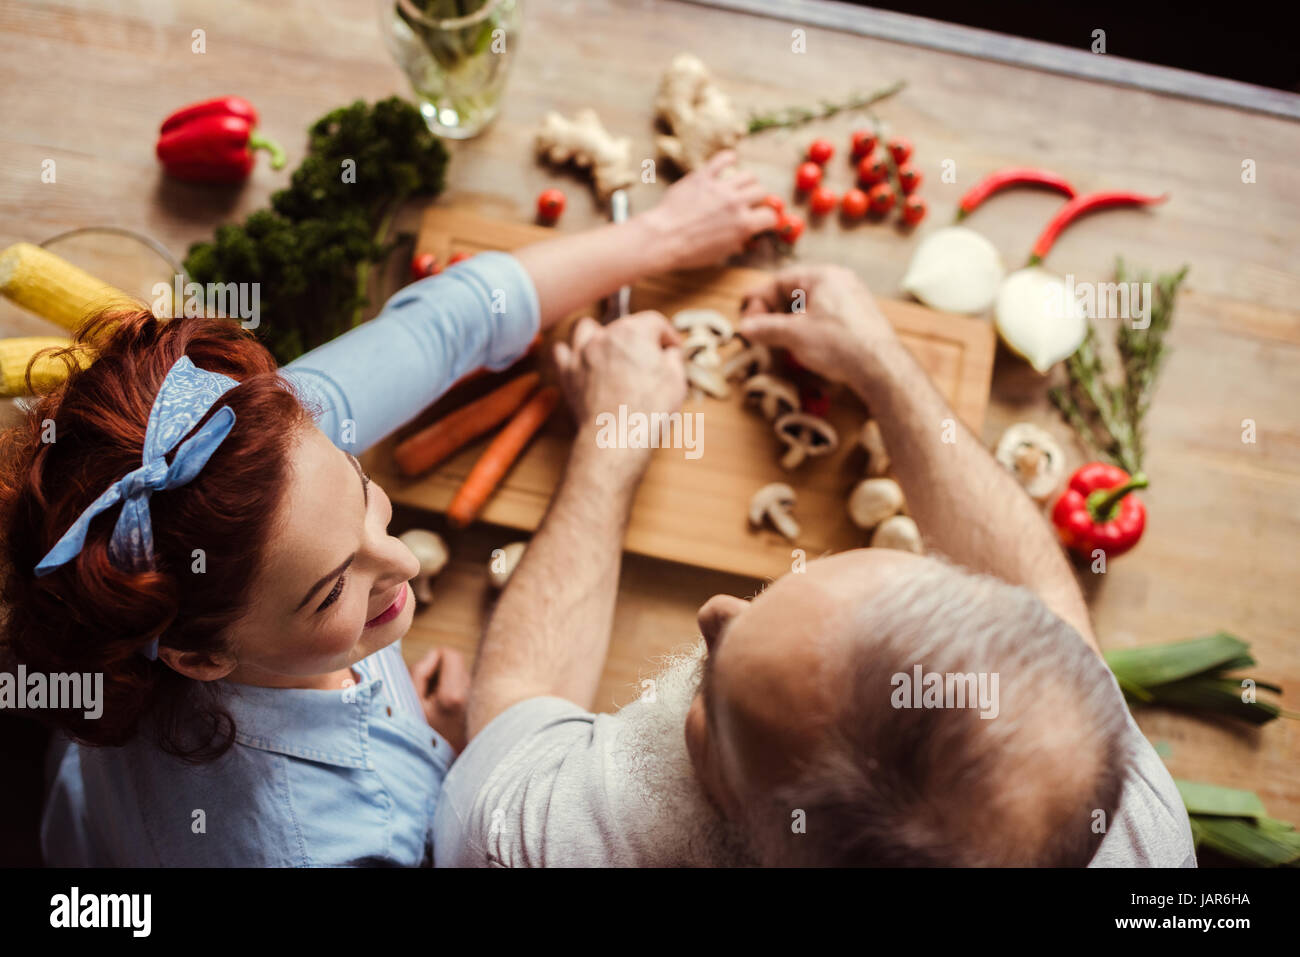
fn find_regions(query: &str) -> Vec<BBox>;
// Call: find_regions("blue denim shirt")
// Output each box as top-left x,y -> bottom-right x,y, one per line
40,252 -> 541,866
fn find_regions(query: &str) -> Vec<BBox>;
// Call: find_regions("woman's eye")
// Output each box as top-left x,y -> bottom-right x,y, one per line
317,573 -> 347,612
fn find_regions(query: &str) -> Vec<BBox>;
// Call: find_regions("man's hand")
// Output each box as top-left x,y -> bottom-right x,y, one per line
642,150 -> 780,271
737,263 -> 1098,651
554,312 -> 687,474
410,647 -> 470,754
737,264 -> 900,384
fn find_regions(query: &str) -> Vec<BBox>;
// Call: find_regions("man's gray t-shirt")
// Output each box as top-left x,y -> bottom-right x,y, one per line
433,693 -> 1197,867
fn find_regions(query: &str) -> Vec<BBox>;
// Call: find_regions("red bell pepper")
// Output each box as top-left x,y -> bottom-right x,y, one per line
156,96 -> 286,183
1051,462 -> 1148,558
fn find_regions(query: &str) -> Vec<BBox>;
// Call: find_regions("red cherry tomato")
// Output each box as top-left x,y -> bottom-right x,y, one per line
850,130 -> 876,159
809,185 -> 838,216
760,194 -> 785,215
840,188 -> 869,220
775,213 -> 805,244
868,182 -> 896,215
795,161 -> 823,192
857,153 -> 889,187
901,195 -> 927,225
807,139 -> 834,165
897,164 -> 922,195
409,252 -> 439,281
537,188 -> 566,222
887,137 -> 913,165
447,251 -> 472,265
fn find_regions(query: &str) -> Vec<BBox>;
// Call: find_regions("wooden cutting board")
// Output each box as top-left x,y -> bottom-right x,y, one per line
363,207 -> 995,581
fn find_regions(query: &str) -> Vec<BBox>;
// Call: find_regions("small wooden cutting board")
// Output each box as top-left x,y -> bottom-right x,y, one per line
363,207 -> 995,581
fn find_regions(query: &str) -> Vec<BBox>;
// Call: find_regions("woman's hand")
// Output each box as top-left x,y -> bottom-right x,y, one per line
410,647 -> 470,754
642,150 -> 779,271
736,264 -> 901,385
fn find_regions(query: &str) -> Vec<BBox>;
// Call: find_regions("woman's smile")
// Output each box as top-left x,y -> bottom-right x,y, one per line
365,581 -> 409,629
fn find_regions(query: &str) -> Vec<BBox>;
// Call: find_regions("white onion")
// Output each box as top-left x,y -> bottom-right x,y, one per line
900,226 -> 1005,314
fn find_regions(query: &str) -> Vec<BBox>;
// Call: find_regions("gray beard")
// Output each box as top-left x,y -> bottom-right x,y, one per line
612,641 -> 758,867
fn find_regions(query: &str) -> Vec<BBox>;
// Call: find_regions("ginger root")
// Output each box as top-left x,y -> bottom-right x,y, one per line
534,109 -> 635,199
654,53 -> 746,172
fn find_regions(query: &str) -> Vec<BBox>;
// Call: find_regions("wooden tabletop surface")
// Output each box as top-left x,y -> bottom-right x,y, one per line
2,0 -> 1296,825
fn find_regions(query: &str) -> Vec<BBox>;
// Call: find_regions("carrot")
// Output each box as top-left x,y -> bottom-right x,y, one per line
446,386 -> 561,528
394,371 -> 541,477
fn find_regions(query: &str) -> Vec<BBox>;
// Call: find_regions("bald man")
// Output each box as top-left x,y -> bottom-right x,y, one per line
433,267 -> 1195,867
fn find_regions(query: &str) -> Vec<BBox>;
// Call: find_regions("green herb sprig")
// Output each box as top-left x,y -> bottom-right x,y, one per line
1049,259 -> 1188,475
747,80 -> 906,134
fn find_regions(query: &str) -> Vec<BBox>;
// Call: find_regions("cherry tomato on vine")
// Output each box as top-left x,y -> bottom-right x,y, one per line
850,130 -> 876,159
887,137 -> 913,164
760,194 -> 785,215
868,182 -> 896,215
809,185 -> 838,216
901,195 -> 928,225
807,139 -> 834,164
536,188 -> 566,222
795,161 -> 823,192
840,187 -> 869,220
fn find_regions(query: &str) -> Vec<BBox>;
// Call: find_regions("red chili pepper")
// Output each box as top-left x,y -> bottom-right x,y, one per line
956,167 -> 1077,220
1051,462 -> 1148,559
156,96 -> 286,183
1029,190 -> 1168,265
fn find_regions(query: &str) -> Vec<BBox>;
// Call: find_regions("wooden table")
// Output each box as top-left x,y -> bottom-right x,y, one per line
2,0 -> 1296,825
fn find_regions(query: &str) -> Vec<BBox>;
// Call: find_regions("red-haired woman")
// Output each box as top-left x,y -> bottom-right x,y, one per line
0,154 -> 776,865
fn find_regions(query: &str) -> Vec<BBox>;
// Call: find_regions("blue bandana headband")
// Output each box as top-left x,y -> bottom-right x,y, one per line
34,355 -> 240,660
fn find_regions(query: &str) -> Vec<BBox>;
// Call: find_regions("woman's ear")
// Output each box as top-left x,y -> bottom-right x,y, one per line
157,648 -> 237,682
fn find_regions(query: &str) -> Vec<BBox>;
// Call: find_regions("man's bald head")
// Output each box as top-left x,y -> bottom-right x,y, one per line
689,550 -> 1130,866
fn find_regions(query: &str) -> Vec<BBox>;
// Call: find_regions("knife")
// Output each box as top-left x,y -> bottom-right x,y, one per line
602,188 -> 631,323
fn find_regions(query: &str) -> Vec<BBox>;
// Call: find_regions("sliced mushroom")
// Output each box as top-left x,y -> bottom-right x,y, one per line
871,514 -> 923,553
682,330 -> 722,368
847,478 -> 905,530
722,341 -> 772,381
686,361 -> 730,398
994,423 -> 1066,502
488,541 -> 528,590
859,419 -> 891,477
742,374 -> 799,421
398,529 -> 449,603
774,412 -> 839,469
672,308 -> 733,345
748,483 -> 800,541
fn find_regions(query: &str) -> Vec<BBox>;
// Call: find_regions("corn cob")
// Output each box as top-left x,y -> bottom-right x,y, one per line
0,243 -> 135,332
0,336 -> 93,397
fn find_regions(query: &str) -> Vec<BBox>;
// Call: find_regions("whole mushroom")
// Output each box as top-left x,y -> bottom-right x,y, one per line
488,541 -> 528,590
847,478 -> 905,530
995,423 -> 1067,503
774,412 -> 839,469
748,483 -> 800,540
398,529 -> 449,604
871,514 -> 923,553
